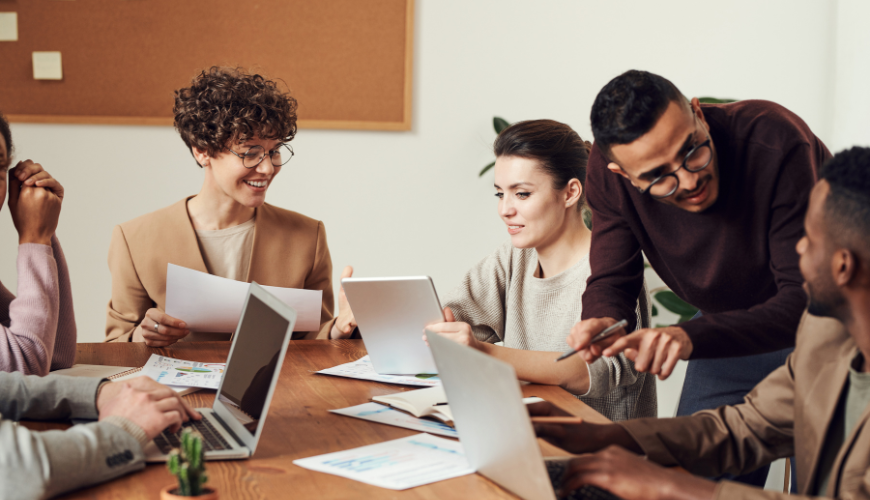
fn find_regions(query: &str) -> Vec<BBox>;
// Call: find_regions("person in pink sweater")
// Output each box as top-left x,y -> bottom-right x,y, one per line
0,112 -> 76,375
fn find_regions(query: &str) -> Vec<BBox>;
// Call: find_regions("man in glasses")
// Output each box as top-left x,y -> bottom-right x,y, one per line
567,70 -> 829,486
534,147 -> 870,499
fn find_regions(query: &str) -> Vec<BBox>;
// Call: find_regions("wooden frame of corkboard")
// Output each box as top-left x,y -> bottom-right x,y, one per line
0,0 -> 414,131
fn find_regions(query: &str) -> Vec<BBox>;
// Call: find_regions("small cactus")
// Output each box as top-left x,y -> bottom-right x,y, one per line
167,429 -> 209,497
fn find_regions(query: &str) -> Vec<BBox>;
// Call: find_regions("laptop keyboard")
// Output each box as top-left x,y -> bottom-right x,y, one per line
153,418 -> 233,455
546,460 -> 625,500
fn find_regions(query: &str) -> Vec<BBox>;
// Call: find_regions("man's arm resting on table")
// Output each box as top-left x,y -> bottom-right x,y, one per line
0,372 -> 149,500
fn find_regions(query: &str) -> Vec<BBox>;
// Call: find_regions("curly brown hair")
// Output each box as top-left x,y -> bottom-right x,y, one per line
173,67 -> 298,166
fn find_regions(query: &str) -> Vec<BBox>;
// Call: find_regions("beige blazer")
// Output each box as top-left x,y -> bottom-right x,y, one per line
105,198 -> 335,342
620,312 -> 870,498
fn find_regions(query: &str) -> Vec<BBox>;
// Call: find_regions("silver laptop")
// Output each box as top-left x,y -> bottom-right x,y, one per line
426,330 -> 622,500
144,282 -> 296,461
341,276 -> 443,375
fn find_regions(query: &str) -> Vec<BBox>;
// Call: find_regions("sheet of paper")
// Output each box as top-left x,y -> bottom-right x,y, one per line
330,403 -> 458,438
32,51 -> 63,80
139,354 -> 225,389
316,355 -> 441,387
0,12 -> 18,41
165,263 -> 322,332
293,433 -> 473,490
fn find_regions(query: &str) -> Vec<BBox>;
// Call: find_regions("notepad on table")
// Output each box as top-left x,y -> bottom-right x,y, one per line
371,386 -> 453,423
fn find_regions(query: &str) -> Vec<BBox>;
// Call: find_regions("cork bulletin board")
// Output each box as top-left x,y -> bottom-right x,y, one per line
0,0 -> 414,130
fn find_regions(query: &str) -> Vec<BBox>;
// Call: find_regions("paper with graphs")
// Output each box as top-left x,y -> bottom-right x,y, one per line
293,433 -> 472,489
316,355 -> 441,387
139,354 -> 225,389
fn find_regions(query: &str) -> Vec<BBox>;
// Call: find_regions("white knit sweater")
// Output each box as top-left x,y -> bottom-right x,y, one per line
443,242 -> 656,421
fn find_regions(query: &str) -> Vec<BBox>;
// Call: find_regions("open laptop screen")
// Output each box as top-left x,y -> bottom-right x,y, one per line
216,293 -> 289,434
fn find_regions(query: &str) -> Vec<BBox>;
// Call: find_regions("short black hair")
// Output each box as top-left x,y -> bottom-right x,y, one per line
590,70 -> 687,158
0,111 -> 12,168
820,146 -> 870,258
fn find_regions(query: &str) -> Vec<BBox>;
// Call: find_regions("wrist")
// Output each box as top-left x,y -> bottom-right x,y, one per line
603,423 -> 643,454
329,322 -> 347,339
19,234 -> 52,246
663,470 -> 718,500
95,380 -> 113,411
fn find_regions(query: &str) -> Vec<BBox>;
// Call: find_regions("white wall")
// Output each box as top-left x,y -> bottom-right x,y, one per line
830,0 -> 870,151
1,0 -> 842,344
4,1 -> 862,490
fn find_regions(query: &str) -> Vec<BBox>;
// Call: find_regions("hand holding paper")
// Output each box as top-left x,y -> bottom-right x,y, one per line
165,264 -> 322,332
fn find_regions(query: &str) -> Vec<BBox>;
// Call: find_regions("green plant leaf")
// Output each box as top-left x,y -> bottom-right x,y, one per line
493,117 -> 510,134
652,304 -> 658,316
582,207 -> 592,230
654,290 -> 699,317
697,97 -> 737,104
479,161 -> 495,177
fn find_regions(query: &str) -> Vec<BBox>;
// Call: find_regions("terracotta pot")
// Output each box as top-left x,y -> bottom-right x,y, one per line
159,485 -> 218,500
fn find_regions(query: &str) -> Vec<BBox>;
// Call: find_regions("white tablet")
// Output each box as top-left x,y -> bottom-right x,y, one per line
341,276 -> 444,375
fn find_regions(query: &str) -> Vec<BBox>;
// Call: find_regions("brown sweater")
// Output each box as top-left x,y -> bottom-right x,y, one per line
582,100 -> 830,359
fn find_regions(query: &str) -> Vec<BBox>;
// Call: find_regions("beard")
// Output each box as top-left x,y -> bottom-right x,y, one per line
806,281 -> 845,319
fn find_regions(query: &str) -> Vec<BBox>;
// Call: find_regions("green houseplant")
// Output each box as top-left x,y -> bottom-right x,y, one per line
160,429 -> 217,500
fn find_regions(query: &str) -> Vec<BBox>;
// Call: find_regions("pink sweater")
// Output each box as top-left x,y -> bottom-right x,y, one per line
0,236 -> 76,375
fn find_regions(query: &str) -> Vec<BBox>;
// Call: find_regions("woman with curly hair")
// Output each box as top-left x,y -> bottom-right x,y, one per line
105,67 -> 347,344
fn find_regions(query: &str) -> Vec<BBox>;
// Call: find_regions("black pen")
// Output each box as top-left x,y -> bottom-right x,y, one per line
432,402 -> 449,406
554,319 -> 629,362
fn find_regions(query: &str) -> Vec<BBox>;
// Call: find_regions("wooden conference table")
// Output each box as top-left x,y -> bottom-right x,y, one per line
33,340 -> 612,499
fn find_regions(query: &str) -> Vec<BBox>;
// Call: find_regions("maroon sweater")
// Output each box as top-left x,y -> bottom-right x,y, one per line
582,100 -> 830,359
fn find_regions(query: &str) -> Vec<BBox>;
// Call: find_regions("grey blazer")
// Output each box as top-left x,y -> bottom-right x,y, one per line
0,372 -> 145,500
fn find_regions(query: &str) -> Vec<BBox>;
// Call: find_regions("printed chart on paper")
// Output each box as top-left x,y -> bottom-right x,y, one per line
140,354 -> 225,389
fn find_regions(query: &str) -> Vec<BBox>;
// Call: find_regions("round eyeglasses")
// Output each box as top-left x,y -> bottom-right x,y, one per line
228,144 -> 294,169
640,138 -> 713,199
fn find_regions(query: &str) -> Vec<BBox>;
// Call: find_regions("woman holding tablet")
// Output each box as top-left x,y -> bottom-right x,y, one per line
105,67 -> 348,344
426,120 -> 655,421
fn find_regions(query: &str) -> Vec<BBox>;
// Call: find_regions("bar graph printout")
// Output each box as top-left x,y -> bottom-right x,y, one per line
293,433 -> 473,489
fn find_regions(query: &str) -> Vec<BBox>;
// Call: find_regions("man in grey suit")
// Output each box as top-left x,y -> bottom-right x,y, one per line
0,372 -> 200,500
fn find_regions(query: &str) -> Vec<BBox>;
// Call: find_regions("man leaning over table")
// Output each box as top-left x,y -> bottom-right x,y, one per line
0,373 -> 200,500
566,70 -> 830,486
532,147 -> 870,499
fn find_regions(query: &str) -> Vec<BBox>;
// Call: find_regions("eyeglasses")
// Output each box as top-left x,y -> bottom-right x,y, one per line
640,136 -> 713,199
228,144 -> 294,169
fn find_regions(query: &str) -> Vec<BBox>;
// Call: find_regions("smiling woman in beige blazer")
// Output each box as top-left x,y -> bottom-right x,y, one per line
105,67 -> 350,345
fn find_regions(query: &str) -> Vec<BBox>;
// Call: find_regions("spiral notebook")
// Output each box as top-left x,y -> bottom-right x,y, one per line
52,364 -> 200,395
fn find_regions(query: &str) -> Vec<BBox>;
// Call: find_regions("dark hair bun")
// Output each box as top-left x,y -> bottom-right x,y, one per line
493,119 -> 590,205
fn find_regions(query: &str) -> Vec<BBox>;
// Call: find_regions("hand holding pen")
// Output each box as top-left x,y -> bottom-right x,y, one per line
556,318 -> 629,362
